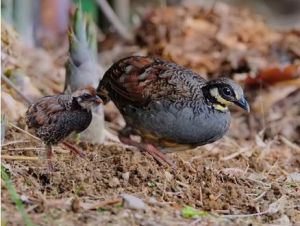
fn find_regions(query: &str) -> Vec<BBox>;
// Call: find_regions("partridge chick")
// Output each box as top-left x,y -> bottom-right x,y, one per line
97,56 -> 250,166
26,87 -> 102,169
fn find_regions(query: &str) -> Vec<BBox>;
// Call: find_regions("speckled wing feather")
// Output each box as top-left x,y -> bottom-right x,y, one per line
97,56 -> 207,106
25,95 -> 71,129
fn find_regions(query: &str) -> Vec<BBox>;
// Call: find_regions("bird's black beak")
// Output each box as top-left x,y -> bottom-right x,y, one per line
234,97 -> 250,112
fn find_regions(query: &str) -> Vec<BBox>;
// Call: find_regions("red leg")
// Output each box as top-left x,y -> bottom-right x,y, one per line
62,141 -> 86,158
119,135 -> 176,168
46,145 -> 54,171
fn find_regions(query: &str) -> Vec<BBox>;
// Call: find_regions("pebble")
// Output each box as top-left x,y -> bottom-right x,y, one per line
148,197 -> 158,205
108,177 -> 120,188
121,194 -> 146,210
286,172 -> 300,183
164,171 -> 173,181
122,172 -> 130,182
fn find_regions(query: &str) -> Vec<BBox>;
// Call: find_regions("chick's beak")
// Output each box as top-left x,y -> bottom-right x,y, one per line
234,97 -> 250,112
92,95 -> 103,104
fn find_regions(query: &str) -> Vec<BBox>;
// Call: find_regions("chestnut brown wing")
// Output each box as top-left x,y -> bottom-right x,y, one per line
25,95 -> 70,128
97,56 -> 205,106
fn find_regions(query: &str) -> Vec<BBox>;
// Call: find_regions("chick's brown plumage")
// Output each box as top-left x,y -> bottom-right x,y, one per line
26,87 -> 101,169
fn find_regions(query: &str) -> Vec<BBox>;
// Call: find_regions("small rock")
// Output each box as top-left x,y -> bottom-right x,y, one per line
134,213 -> 143,220
20,195 -> 31,204
164,171 -> 173,182
122,172 -> 130,182
121,194 -> 146,210
272,215 -> 291,225
148,197 -> 158,205
286,172 -> 300,183
108,177 -> 120,188
71,197 -> 81,213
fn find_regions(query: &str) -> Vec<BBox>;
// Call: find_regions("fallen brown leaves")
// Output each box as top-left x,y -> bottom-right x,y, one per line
136,3 -> 300,80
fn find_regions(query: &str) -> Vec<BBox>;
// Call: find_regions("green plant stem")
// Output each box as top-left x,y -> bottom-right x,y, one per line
1,165 -> 34,226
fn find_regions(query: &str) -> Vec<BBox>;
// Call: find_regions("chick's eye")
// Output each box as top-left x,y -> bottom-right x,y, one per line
82,93 -> 92,99
222,87 -> 232,96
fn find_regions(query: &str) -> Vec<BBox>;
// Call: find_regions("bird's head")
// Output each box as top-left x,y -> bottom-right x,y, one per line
202,78 -> 250,112
72,87 -> 102,110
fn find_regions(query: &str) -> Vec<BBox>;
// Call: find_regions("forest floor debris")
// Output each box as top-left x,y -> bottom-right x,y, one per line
2,124 -> 300,225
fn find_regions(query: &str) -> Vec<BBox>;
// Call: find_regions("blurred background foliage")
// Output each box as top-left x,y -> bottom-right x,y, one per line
1,0 -> 300,49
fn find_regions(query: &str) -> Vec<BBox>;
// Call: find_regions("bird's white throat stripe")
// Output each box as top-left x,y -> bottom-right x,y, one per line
210,88 -> 232,106
213,104 -> 228,111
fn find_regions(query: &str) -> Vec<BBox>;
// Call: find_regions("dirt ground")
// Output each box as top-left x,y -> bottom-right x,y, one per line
2,118 -> 300,225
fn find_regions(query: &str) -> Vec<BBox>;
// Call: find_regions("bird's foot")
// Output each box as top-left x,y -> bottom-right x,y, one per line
119,136 -> 176,168
62,141 -> 86,158
141,143 -> 176,169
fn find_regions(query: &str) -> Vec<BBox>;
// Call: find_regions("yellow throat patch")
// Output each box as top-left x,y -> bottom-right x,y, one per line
209,88 -> 231,112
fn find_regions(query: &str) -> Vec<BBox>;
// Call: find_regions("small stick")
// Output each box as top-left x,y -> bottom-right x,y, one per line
221,149 -> 248,161
1,140 -> 31,147
9,122 -> 41,141
253,190 -> 267,201
199,186 -> 203,205
83,198 -> 122,211
1,74 -> 33,105
3,147 -> 46,151
221,209 -> 270,219
176,180 -> 189,188
2,155 -> 39,161
279,135 -> 300,153
190,218 -> 202,226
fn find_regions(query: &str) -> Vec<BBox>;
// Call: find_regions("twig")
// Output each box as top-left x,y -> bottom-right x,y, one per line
9,122 -> 41,141
96,0 -> 132,41
245,177 -> 271,188
221,149 -> 248,161
199,186 -> 203,205
253,190 -> 268,201
3,147 -> 45,151
190,218 -> 202,226
176,180 -> 189,188
1,74 -> 33,105
83,198 -> 122,211
279,135 -> 300,153
221,210 -> 269,218
2,155 -> 39,161
1,140 -> 31,147
94,156 -> 115,162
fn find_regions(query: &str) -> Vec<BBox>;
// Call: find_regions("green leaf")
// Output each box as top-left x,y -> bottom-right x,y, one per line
181,206 -> 209,219
86,15 -> 97,59
73,7 -> 87,44
147,181 -> 156,187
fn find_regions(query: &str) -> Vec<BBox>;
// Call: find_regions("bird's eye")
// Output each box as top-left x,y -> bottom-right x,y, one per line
82,93 -> 92,99
222,87 -> 232,96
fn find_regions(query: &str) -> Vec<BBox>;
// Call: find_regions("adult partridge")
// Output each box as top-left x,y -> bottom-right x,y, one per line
97,56 -> 249,166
